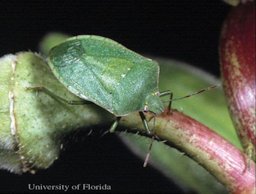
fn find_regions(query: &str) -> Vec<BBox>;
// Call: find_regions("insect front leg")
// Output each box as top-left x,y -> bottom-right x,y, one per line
159,90 -> 173,113
139,111 -> 151,134
143,136 -> 155,167
139,111 -> 156,167
26,86 -> 89,105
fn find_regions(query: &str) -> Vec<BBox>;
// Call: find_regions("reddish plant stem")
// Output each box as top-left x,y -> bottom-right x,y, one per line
121,110 -> 256,194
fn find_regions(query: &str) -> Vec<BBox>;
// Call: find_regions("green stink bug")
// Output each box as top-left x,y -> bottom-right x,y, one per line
34,35 -> 214,135
47,35 -> 169,133
27,35 -> 215,167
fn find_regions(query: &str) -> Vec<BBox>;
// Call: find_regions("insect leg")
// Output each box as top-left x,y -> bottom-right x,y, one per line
26,86 -> 89,105
139,111 -> 154,167
139,114 -> 158,167
139,112 -> 162,167
143,136 -> 154,167
109,117 -> 121,133
139,111 -> 151,134
159,90 -> 173,113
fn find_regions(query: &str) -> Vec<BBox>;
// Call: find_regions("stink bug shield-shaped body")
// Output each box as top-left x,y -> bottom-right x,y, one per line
48,35 -> 164,132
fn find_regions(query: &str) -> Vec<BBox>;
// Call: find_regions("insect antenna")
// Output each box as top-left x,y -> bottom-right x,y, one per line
171,85 -> 217,102
162,85 -> 217,112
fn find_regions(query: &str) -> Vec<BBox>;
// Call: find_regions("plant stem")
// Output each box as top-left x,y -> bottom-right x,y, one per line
119,110 -> 255,194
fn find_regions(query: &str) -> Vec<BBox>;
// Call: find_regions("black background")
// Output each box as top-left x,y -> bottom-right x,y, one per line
0,1 -> 230,194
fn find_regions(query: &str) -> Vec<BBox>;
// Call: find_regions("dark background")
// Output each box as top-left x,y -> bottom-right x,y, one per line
0,1 -> 230,193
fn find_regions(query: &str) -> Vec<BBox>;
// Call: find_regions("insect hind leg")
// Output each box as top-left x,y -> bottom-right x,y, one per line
26,86 -> 89,105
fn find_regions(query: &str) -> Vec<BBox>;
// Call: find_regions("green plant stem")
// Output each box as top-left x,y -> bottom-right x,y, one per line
118,110 -> 255,194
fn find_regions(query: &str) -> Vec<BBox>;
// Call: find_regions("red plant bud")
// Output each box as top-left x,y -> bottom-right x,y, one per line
220,2 -> 255,160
